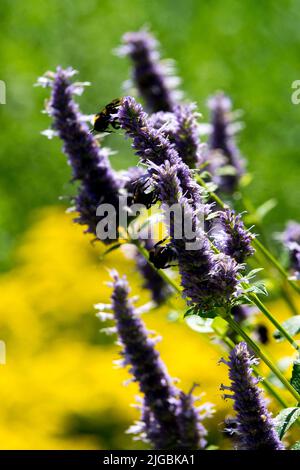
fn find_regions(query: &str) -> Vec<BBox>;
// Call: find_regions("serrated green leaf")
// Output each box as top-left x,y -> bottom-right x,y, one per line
246,268 -> 264,279
185,315 -> 214,333
274,407 -> 300,439
291,359 -> 300,395
291,441 -> 300,450
274,316 -> 300,341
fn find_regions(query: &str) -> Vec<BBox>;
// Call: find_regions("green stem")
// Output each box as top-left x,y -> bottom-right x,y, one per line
253,238 -> 300,295
280,285 -> 299,317
196,175 -> 300,295
225,315 -> 300,402
248,292 -> 299,352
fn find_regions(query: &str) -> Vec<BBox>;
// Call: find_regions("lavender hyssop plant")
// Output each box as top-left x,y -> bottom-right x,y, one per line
220,342 -> 284,450
37,28 -> 300,451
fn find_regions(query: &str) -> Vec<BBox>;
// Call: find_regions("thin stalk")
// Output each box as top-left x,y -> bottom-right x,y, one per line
248,292 -> 300,352
254,238 -> 300,295
196,175 -> 300,295
280,285 -> 299,317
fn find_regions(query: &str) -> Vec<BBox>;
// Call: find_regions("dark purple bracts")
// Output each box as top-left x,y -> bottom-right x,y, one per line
220,342 -> 284,450
98,271 -> 209,449
119,30 -> 181,113
41,67 -> 121,240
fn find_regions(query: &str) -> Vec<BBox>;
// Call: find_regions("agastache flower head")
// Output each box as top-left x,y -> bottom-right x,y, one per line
117,96 -> 203,207
220,342 -> 284,450
151,161 -> 241,313
207,92 -> 245,193
168,104 -> 206,169
118,30 -> 182,113
39,67 -> 121,240
135,238 -> 172,305
281,221 -> 300,279
97,271 -> 210,449
216,209 -> 255,263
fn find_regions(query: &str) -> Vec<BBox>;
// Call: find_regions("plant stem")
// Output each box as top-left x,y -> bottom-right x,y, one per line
254,238 -> 300,295
248,292 -> 300,352
196,175 -> 300,295
224,314 -> 300,402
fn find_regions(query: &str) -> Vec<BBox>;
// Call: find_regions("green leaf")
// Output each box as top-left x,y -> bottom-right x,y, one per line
185,315 -> 214,333
255,198 -> 277,221
99,242 -> 122,259
274,407 -> 300,439
216,164 -> 237,177
291,359 -> 300,395
290,441 -> 300,450
251,281 -> 268,296
184,307 -> 197,318
246,268 -> 264,280
273,316 -> 300,341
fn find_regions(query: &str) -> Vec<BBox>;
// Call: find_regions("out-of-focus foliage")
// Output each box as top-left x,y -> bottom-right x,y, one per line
1,0 -> 300,450
1,0 -> 300,268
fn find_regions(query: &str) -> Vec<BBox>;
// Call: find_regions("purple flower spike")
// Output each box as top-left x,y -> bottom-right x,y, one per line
99,271 -> 209,449
152,161 -> 240,312
217,209 -> 255,263
221,342 -> 284,450
168,104 -> 205,169
207,92 -> 245,193
119,30 -> 181,112
281,221 -> 300,279
41,67 -> 121,240
177,389 -> 209,450
117,96 -> 203,207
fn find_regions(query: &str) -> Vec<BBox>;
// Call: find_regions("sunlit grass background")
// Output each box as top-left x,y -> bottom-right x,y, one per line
0,0 -> 300,449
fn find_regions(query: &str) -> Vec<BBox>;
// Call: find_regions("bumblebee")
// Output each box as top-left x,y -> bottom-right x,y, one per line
131,177 -> 159,209
149,238 -> 177,269
92,98 -> 122,133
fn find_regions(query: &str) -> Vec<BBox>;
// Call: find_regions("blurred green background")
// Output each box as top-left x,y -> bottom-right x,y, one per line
0,0 -> 300,270
0,0 -> 300,450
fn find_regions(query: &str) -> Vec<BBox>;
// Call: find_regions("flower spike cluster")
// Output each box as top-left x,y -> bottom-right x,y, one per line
39,67 -> 121,240
220,342 -> 284,450
117,96 -> 203,207
152,161 -> 241,312
118,30 -> 182,113
97,271 -> 210,449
